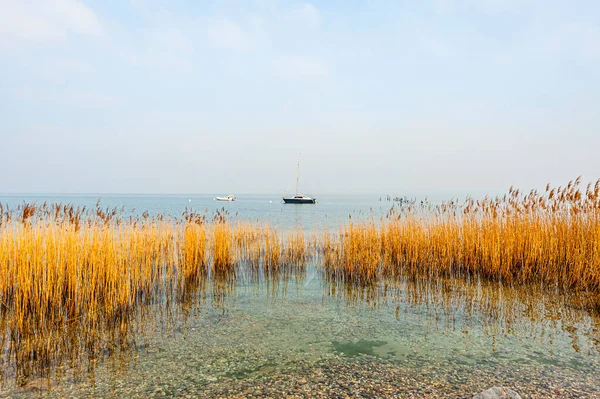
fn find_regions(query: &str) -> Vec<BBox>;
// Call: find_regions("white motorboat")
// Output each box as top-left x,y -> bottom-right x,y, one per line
215,194 -> 236,201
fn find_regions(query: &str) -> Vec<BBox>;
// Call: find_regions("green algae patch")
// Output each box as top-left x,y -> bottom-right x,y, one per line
331,339 -> 387,357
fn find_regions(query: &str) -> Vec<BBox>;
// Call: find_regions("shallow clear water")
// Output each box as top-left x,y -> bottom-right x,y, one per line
2,266 -> 599,398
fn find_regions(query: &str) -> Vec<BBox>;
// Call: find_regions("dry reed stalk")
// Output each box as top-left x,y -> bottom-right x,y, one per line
284,231 -> 307,267
264,226 -> 282,273
211,222 -> 235,274
338,222 -> 381,284
181,222 -> 207,281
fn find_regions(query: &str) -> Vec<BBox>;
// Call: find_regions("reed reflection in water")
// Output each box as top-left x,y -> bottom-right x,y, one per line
3,263 -> 599,393
323,274 -> 600,355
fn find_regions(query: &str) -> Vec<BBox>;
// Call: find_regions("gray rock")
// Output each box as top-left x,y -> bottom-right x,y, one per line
473,387 -> 522,399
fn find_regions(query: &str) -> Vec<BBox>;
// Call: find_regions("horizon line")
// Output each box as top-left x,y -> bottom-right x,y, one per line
0,191 -> 483,200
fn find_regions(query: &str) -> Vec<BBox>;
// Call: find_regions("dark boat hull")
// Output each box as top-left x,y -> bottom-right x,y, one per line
283,197 -> 316,204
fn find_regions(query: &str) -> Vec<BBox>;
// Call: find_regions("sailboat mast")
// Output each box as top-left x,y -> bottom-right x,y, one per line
296,153 -> 301,195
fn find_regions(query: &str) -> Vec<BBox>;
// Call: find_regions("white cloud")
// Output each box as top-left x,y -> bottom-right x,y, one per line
418,32 -> 458,59
121,24 -> 194,71
34,57 -> 95,83
274,55 -> 327,77
433,0 -> 541,15
428,0 -> 600,63
14,87 -> 120,108
292,3 -> 321,27
128,0 -> 147,11
146,25 -> 193,54
54,58 -> 94,73
0,0 -> 103,47
538,22 -> 600,59
125,51 -> 191,72
207,17 -> 255,52
65,90 -> 120,108
53,0 -> 103,36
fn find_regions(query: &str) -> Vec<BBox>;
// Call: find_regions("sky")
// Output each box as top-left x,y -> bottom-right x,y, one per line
1,0 -> 599,196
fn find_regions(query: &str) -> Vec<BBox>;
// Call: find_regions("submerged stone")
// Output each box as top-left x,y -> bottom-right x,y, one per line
473,387 -> 522,399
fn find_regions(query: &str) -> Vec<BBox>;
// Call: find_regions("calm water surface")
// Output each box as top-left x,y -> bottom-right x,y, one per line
1,194 -> 599,398
0,193 -> 419,231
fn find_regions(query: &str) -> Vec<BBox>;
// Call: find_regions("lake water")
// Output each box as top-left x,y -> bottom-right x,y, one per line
2,268 -> 599,398
0,193 -> 425,231
1,194 -> 599,398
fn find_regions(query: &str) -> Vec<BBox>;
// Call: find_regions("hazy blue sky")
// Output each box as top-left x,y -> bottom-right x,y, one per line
1,0 -> 599,196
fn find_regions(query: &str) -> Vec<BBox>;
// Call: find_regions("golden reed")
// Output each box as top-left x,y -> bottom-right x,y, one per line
321,177 -> 600,302
1,177 -> 599,385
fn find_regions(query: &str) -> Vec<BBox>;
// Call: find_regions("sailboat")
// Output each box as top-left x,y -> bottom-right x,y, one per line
283,154 -> 316,204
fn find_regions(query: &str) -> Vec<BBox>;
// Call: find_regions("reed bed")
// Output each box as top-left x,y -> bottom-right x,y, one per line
1,177 -> 600,386
0,203 -> 312,385
321,177 -> 600,307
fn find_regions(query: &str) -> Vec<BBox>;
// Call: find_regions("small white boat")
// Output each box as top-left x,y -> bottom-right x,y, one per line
215,194 -> 236,201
